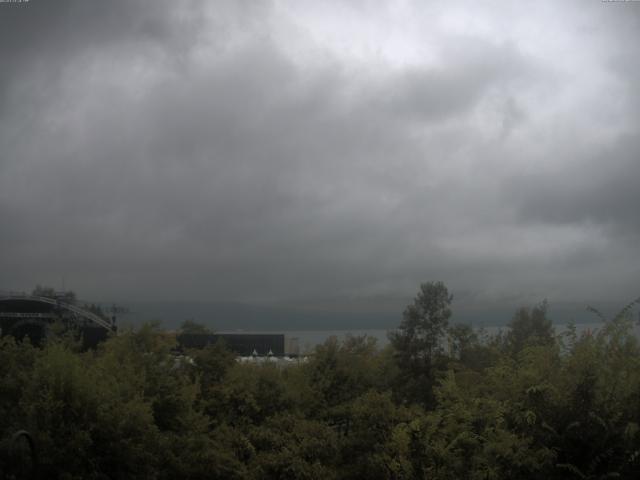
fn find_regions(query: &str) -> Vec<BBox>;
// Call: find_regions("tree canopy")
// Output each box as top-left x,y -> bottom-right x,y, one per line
389,281 -> 453,406
1,285 -> 639,479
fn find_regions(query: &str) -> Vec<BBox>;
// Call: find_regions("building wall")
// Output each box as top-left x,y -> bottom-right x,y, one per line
177,333 -> 287,356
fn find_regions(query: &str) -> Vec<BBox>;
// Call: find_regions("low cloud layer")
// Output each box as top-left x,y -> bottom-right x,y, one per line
1,0 -> 639,307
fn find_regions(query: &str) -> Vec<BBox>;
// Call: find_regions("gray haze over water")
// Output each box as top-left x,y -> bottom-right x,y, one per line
256,322 -> 640,355
2,1 -> 639,321
120,298 -> 638,332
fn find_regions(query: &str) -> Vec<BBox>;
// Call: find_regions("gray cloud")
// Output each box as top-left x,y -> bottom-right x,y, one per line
1,0 -> 639,310
509,134 -> 640,234
378,39 -> 531,123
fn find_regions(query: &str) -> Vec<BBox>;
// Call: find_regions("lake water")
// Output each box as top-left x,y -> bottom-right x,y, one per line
283,322 -> 640,354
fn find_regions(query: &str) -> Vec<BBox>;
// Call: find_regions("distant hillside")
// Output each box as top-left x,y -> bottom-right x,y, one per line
111,298 -> 632,331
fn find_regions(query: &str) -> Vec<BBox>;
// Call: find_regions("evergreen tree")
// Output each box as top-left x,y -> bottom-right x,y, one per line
390,281 -> 453,407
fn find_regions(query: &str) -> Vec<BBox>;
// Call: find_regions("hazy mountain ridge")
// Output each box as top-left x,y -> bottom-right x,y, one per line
115,298 -> 631,331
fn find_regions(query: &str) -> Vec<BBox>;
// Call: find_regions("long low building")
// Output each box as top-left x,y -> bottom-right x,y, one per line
177,332 -> 299,357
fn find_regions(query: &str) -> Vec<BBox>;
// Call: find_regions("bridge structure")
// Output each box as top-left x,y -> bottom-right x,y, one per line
0,291 -> 117,347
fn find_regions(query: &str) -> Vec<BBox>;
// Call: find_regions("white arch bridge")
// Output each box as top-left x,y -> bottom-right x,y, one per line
0,292 -> 117,334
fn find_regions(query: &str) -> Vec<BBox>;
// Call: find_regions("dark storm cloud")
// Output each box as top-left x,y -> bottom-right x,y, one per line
0,0 -> 203,109
509,134 -> 640,236
1,0 -> 639,306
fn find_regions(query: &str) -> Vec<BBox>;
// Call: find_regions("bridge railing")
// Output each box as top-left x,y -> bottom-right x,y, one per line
0,293 -> 116,333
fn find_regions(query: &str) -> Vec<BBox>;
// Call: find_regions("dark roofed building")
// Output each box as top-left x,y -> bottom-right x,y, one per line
177,333 -> 286,356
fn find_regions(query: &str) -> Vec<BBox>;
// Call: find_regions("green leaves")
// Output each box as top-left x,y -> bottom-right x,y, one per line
390,281 -> 453,407
505,300 -> 555,354
2,297 -> 640,479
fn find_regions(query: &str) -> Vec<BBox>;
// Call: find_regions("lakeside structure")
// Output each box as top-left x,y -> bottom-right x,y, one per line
0,291 -> 304,358
0,291 -> 116,348
177,332 -> 300,357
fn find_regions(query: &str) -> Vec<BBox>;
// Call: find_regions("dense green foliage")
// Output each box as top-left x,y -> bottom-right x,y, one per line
389,281 -> 453,407
1,286 -> 639,479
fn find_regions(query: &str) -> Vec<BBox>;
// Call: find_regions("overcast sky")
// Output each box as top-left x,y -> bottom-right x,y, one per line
1,0 -> 639,308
